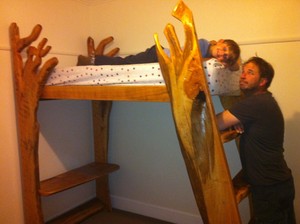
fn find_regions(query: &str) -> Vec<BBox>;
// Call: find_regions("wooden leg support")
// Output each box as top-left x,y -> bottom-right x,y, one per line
10,23 -> 119,223
10,23 -> 58,224
92,100 -> 113,211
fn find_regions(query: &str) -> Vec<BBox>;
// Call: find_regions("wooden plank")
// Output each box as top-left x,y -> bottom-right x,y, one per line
46,198 -> 104,224
39,162 -> 119,196
41,85 -> 170,102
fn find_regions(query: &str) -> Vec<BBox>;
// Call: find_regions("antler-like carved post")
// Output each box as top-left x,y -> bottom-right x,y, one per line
86,36 -> 119,211
154,1 -> 241,223
10,23 -> 58,223
87,36 -> 120,57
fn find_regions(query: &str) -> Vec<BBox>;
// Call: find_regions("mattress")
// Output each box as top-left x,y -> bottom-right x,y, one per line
46,58 -> 241,96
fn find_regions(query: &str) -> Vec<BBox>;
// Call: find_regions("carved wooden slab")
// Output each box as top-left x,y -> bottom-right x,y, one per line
10,23 -> 58,223
154,1 -> 241,223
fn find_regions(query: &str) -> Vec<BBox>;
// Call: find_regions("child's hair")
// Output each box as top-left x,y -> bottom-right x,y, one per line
223,39 -> 240,67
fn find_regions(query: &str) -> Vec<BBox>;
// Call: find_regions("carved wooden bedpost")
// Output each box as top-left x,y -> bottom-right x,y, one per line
86,36 -> 120,211
10,23 -> 58,223
154,1 -> 241,223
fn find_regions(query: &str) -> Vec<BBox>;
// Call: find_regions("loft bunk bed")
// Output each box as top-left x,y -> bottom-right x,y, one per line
10,1 -> 249,223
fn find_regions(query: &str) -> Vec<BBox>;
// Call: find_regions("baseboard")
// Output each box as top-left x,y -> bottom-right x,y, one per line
111,195 -> 202,224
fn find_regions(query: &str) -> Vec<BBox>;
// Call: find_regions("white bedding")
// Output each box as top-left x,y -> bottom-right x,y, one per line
46,58 -> 241,96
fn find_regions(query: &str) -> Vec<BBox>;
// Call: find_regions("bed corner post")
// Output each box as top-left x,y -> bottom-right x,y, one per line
92,100 -> 113,211
154,1 -> 241,223
9,23 -> 58,223
86,36 -> 116,211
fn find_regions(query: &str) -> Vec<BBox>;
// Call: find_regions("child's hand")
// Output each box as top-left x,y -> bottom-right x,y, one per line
209,40 -> 217,45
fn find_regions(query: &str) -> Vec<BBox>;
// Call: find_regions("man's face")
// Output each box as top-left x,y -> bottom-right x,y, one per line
240,62 -> 263,93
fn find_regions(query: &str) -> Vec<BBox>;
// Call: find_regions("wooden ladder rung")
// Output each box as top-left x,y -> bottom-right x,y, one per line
46,197 -> 104,224
220,130 -> 250,203
40,162 -> 119,196
232,172 -> 250,204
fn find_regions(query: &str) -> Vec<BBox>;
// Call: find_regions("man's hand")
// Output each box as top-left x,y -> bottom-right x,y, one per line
220,129 -> 240,143
234,123 -> 244,134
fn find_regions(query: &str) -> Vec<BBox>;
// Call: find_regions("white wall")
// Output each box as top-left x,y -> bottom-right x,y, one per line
0,0 -> 299,223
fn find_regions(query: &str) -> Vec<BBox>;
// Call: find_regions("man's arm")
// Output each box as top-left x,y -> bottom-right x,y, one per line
216,110 -> 240,131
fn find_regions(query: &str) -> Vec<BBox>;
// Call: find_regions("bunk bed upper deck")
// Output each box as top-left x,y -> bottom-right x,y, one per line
41,61 -> 170,101
41,59 -> 240,101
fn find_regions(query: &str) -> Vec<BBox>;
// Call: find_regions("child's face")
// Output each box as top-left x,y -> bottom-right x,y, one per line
211,40 -> 231,66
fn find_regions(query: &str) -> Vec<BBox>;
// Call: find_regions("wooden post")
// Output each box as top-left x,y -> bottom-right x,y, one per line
154,1 -> 241,223
9,23 -> 58,223
92,100 -> 113,211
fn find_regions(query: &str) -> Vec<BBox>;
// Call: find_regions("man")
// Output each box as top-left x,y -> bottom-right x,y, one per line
216,57 -> 296,223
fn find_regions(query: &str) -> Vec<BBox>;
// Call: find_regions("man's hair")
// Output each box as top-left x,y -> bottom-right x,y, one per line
223,39 -> 240,66
244,56 -> 274,88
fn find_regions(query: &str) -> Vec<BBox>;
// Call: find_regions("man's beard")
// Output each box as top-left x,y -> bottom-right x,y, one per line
240,84 -> 260,96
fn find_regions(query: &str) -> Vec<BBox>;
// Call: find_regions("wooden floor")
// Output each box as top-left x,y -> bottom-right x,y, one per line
81,209 -> 174,224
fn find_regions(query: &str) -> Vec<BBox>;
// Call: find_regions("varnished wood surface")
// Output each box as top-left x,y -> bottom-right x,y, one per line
92,100 -> 114,211
39,162 -> 119,196
154,1 -> 242,223
10,22 -> 58,223
42,85 -> 169,102
46,198 -> 105,224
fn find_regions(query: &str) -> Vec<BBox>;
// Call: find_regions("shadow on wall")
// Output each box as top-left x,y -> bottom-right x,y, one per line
37,100 -> 94,177
283,111 -> 300,218
284,111 -> 300,164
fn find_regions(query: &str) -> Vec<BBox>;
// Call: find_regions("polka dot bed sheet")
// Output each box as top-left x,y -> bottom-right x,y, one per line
46,58 -> 241,96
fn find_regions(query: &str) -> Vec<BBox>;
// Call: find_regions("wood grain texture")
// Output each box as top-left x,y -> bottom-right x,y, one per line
39,162 -> 119,196
154,1 -> 241,223
42,85 -> 169,102
92,100 -> 114,211
10,23 -> 58,223
46,198 -> 105,224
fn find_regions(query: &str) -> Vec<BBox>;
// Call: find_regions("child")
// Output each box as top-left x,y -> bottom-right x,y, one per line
81,39 -> 241,71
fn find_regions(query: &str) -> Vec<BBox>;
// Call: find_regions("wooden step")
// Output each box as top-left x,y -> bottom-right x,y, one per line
39,162 -> 119,196
232,171 -> 250,203
220,129 -> 240,143
46,197 -> 104,224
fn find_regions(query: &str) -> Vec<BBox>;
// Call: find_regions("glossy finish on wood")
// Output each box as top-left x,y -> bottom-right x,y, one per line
40,162 -> 119,196
10,22 -> 58,223
154,1 -> 242,223
42,85 -> 169,102
10,24 -> 120,223
46,198 -> 105,224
